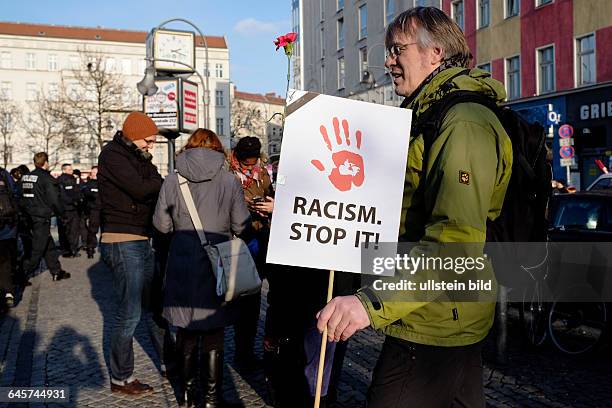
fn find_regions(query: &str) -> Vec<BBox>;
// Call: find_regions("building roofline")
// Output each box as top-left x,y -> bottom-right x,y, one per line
234,90 -> 285,105
0,21 -> 227,49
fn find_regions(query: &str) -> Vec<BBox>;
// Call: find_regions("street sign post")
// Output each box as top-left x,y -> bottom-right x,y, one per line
559,143 -> 575,186
559,124 -> 574,139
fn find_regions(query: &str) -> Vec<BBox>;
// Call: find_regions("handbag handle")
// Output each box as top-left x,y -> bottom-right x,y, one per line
177,174 -> 209,246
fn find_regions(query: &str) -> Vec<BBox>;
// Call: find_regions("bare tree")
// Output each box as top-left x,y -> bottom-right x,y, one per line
60,51 -> 140,152
230,98 -> 264,139
0,98 -> 20,169
22,91 -> 80,170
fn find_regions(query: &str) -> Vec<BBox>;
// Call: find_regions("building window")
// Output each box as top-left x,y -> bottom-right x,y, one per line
359,5 -> 367,39
538,46 -> 555,94
479,0 -> 490,28
48,54 -> 58,71
506,56 -> 520,100
0,52 -> 11,69
48,82 -> 59,100
26,82 -> 38,101
337,57 -> 345,89
536,0 -> 553,6
385,0 -> 394,26
0,82 -> 12,100
215,63 -> 223,78
360,47 -> 368,82
215,90 -> 224,106
320,64 -> 325,91
121,59 -> 131,75
477,62 -> 491,73
506,0 -> 519,17
105,57 -> 116,73
577,34 -> 595,86
216,118 -> 224,136
337,0 -> 344,11
320,28 -> 325,58
337,18 -> 344,49
452,1 -> 464,31
26,53 -> 36,70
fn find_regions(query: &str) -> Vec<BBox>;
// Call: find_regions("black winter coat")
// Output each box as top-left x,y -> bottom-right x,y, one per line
18,167 -> 63,219
81,178 -> 101,212
57,173 -> 80,212
98,132 -> 162,237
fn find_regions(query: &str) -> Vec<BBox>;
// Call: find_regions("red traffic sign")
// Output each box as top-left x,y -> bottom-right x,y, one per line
559,146 -> 575,159
559,124 -> 573,139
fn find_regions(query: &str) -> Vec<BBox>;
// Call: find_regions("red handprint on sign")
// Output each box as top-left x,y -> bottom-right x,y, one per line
311,117 -> 364,192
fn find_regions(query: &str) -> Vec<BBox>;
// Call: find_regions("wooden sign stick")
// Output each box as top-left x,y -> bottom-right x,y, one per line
314,269 -> 335,408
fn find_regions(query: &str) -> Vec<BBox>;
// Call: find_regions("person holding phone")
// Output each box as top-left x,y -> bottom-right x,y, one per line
229,136 -> 274,370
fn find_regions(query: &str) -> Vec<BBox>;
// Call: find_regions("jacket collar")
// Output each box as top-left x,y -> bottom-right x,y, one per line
112,131 -> 153,162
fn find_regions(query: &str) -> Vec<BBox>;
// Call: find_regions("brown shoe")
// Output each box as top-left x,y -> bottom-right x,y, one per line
110,379 -> 154,395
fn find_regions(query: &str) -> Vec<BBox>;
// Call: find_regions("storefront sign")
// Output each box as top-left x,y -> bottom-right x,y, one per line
580,100 -> 612,120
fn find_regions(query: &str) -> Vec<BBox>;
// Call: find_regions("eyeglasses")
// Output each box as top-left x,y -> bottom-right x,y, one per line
385,42 -> 418,59
143,139 -> 156,146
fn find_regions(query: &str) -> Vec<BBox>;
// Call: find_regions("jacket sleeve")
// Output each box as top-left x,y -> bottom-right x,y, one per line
230,177 -> 251,236
99,150 -> 162,202
46,177 -> 64,217
357,117 -> 510,330
152,176 -> 174,234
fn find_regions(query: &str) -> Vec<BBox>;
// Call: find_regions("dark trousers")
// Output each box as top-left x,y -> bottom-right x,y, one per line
23,218 -> 61,276
367,337 -> 485,408
0,239 -> 15,294
58,211 -> 80,253
233,291 -> 261,362
100,240 -> 155,381
85,210 -> 100,249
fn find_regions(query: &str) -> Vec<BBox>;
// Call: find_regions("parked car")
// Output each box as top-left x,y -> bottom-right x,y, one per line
586,173 -> 612,192
548,192 -> 612,241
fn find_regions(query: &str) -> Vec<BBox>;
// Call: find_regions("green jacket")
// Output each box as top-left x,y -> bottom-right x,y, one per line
356,67 -> 513,347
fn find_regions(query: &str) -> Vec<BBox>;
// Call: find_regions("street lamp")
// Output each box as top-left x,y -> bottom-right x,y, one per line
137,18 -> 210,127
137,18 -> 211,173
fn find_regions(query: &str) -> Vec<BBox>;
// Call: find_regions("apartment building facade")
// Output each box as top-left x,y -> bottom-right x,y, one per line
0,21 -> 231,175
230,87 -> 284,159
295,0 -> 612,187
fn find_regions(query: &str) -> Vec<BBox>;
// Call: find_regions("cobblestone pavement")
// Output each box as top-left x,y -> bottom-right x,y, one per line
1,251 -> 612,407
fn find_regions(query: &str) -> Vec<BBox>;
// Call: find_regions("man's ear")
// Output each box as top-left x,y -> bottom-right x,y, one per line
430,47 -> 444,66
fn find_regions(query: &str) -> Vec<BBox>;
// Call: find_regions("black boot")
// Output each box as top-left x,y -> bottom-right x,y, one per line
86,248 -> 95,259
177,331 -> 199,407
203,349 -> 223,408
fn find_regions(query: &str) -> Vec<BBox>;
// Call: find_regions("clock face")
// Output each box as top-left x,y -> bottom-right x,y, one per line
154,29 -> 195,72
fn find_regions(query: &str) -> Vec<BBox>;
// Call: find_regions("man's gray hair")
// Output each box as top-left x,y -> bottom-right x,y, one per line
385,7 -> 472,67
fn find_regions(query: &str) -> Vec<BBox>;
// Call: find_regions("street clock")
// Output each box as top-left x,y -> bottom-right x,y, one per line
147,28 -> 196,73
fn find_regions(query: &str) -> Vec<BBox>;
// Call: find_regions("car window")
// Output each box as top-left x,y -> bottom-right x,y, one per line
553,199 -> 603,230
590,177 -> 612,191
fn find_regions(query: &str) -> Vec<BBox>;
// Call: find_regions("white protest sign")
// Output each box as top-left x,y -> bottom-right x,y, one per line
267,90 -> 412,275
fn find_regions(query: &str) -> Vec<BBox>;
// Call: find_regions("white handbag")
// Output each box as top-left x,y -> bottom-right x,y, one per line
178,174 -> 261,302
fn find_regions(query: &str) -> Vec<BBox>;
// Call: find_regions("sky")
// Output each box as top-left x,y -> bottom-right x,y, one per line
1,0 -> 293,96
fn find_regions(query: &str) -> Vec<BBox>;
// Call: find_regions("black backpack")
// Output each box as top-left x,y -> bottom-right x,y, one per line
0,169 -> 17,227
408,90 -> 552,287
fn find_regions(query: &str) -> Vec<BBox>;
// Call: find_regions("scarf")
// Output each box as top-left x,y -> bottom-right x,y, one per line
230,153 -> 262,189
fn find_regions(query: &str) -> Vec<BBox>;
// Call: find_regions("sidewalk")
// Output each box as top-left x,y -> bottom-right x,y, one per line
1,252 -> 611,407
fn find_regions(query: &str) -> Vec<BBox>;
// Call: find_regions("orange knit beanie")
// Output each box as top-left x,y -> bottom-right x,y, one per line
122,112 -> 158,141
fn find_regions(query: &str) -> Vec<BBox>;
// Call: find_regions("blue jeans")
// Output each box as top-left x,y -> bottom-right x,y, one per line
101,240 -> 154,382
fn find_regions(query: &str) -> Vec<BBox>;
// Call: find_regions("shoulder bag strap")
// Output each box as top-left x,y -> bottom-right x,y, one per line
177,174 -> 209,246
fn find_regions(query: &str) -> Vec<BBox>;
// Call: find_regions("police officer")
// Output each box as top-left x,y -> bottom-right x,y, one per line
19,152 -> 70,282
57,163 -> 81,257
81,166 -> 101,258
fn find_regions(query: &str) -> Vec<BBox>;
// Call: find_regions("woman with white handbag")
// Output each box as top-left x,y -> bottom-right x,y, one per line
153,129 -> 251,407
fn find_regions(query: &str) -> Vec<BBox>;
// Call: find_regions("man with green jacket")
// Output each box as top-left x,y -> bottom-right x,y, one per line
316,7 -> 512,407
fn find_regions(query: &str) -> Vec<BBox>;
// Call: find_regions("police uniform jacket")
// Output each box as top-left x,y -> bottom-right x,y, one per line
19,167 -> 64,219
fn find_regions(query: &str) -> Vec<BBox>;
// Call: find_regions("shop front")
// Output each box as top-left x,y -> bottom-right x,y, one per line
505,82 -> 612,190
